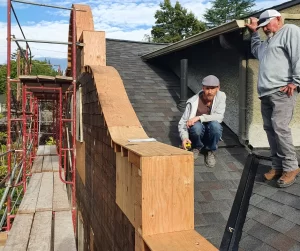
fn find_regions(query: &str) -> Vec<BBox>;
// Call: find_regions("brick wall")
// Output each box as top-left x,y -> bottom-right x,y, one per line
76,72 -> 135,251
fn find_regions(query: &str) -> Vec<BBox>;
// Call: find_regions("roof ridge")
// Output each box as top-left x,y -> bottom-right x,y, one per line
105,38 -> 169,45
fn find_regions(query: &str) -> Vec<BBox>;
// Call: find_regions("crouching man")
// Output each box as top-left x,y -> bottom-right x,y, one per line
178,75 -> 226,168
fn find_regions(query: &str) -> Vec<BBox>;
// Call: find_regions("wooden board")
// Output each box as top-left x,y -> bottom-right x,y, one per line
36,145 -> 45,156
76,140 -> 85,185
3,214 -> 34,251
54,211 -> 76,251
51,156 -> 59,172
53,172 -> 70,211
27,211 -> 52,251
109,126 -> 147,142
143,230 -> 218,251
49,145 -> 57,155
18,173 -> 43,214
36,173 -> 53,212
42,156 -> 53,172
0,232 -> 7,246
31,156 -> 43,173
44,145 -> 51,155
141,155 -> 194,236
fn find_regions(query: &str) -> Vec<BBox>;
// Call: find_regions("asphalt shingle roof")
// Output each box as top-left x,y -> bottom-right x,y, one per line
106,38 -> 300,250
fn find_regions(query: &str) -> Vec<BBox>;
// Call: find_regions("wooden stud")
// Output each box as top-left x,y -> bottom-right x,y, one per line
121,147 -> 128,157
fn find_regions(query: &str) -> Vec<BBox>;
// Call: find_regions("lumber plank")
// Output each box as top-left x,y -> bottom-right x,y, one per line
18,173 -> 43,214
31,156 -> 43,173
42,156 -> 53,172
27,211 -> 52,251
36,173 -> 53,212
51,156 -> 59,172
3,214 -> 34,251
53,172 -> 70,211
44,145 -> 51,155
49,145 -> 57,155
143,230 -> 218,251
36,145 -> 45,156
54,211 -> 76,251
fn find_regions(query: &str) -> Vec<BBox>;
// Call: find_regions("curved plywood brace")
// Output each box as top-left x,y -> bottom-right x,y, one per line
87,65 -> 148,141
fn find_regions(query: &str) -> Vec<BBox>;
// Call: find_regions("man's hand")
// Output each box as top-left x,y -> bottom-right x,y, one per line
245,17 -> 258,32
182,139 -> 191,150
280,83 -> 297,97
186,116 -> 200,128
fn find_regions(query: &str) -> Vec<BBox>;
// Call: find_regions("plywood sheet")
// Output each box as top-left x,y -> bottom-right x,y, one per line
36,173 -> 53,212
54,211 -> 76,251
27,211 -> 52,251
44,145 -> 51,155
49,145 -> 57,155
53,172 -> 70,211
18,173 -> 43,214
3,214 -> 34,251
143,230 -> 218,251
141,155 -> 194,236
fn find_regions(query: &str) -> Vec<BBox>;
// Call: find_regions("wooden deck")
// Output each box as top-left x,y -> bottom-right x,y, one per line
3,145 -> 76,251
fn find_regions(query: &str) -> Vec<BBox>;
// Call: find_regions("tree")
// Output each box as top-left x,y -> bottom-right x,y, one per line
204,0 -> 255,28
151,0 -> 205,43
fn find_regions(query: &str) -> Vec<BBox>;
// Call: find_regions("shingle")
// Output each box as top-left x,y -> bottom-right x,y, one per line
211,189 -> 234,200
253,212 -> 280,227
266,233 -> 296,251
271,218 -> 296,234
247,222 -> 279,242
239,235 -> 263,251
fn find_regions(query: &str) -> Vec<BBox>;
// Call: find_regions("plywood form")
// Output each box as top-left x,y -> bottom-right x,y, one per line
36,172 -> 53,212
18,173 -> 43,214
141,155 -> 194,236
31,156 -> 43,173
54,211 -> 76,251
3,214 -> 34,251
80,31 -> 106,70
27,211 -> 52,251
143,230 -> 218,251
53,172 -> 70,211
109,126 -> 147,142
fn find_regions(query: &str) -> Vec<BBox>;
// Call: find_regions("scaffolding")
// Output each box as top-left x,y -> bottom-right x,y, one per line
4,0 -> 78,231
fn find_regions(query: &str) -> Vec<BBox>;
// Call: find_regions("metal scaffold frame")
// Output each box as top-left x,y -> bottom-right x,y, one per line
5,0 -> 77,231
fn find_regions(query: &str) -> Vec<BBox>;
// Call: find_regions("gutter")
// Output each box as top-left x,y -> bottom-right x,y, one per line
141,20 -> 245,60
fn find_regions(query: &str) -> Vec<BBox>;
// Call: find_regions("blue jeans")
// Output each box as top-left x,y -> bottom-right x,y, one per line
188,121 -> 222,151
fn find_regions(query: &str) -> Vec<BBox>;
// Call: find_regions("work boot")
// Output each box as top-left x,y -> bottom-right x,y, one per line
277,168 -> 300,188
205,151 -> 216,168
263,169 -> 283,181
192,149 -> 200,160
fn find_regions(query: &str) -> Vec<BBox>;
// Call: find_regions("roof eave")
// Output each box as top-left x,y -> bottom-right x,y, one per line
141,20 -> 245,61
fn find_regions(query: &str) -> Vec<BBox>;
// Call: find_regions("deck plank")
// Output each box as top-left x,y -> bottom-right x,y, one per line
36,173 -> 53,212
54,211 -> 76,251
51,156 -> 59,172
31,156 -> 43,173
3,214 -> 34,251
42,156 -> 53,172
27,211 -> 52,251
50,145 -> 57,155
44,145 -> 51,155
53,172 -> 70,211
36,145 -> 45,156
18,173 -> 43,214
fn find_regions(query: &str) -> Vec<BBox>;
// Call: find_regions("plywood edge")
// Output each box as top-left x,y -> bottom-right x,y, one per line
143,230 -> 218,251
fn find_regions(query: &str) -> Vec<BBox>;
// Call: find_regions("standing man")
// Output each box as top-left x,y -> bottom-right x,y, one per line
178,75 -> 226,168
246,10 -> 300,187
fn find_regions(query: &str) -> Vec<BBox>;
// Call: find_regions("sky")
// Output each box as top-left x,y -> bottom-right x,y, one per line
0,0 -> 290,64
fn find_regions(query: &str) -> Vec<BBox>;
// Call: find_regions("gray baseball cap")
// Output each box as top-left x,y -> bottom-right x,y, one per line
257,9 -> 281,28
202,75 -> 220,87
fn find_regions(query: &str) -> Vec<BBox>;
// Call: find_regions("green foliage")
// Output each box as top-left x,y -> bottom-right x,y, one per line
46,136 -> 56,145
151,0 -> 206,43
204,0 -> 256,27
0,51 -> 58,95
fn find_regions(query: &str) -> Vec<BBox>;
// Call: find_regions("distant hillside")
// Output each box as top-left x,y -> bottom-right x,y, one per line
34,57 -> 67,73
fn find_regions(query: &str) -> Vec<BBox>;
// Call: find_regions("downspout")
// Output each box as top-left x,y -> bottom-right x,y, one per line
238,56 -> 247,145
